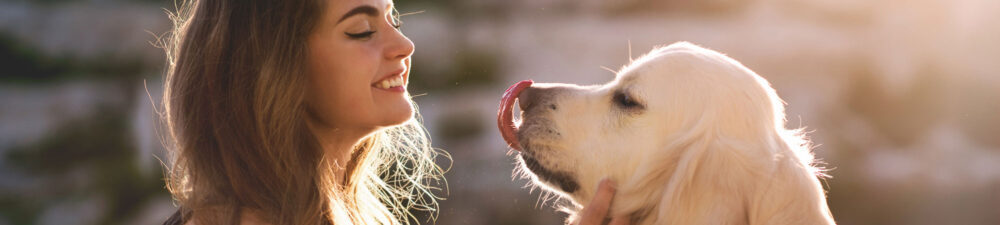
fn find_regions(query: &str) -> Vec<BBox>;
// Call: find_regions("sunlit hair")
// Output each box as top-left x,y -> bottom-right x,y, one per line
159,0 -> 446,224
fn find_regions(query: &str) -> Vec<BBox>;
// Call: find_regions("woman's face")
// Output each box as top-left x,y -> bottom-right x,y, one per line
306,0 -> 414,134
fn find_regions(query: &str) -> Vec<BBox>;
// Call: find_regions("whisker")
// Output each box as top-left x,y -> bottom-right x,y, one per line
600,66 -> 618,75
628,39 -> 634,62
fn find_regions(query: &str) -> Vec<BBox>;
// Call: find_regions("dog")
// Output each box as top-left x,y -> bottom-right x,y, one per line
497,42 -> 836,225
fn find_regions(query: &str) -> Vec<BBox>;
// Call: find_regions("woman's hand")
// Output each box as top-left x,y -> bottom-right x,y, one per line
576,179 -> 630,225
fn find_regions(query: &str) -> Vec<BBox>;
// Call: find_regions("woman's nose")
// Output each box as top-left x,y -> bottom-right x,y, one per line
384,28 -> 415,60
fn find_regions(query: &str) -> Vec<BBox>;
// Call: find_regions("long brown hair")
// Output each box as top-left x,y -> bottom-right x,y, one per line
160,0 -> 446,224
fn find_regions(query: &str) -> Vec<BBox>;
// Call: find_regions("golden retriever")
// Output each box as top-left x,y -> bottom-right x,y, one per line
497,42 -> 836,225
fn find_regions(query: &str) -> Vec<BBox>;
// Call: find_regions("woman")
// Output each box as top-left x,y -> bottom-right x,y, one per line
160,0 -> 623,224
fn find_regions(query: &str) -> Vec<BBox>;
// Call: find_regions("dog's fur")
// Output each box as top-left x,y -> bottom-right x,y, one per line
511,42 -> 835,225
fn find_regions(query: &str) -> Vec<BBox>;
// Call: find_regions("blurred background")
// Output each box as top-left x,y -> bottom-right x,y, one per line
1,0 -> 999,224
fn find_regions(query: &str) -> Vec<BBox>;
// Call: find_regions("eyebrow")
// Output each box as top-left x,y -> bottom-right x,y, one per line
337,5 -> 379,24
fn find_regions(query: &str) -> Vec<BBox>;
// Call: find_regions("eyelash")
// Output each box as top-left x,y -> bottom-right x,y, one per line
346,31 -> 376,39
345,15 -> 403,40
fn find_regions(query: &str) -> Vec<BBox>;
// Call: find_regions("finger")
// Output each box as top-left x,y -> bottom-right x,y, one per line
608,216 -> 631,225
579,179 -> 616,225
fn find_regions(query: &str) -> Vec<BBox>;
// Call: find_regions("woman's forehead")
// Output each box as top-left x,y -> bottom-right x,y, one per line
329,0 -> 393,13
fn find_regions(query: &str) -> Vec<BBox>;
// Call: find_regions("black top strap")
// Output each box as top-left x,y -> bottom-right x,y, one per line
162,208 -> 189,225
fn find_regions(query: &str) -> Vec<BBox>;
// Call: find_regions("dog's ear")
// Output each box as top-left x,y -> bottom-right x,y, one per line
743,135 -> 836,225
651,134 -> 835,225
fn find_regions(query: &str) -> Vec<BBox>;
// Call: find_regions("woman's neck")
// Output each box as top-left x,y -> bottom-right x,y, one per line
308,123 -> 374,181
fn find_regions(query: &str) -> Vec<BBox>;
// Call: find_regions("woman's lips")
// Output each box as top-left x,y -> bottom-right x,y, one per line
372,69 -> 407,92
498,80 -> 533,151
372,75 -> 405,92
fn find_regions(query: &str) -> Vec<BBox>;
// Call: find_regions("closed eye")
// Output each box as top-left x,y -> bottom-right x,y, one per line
613,91 -> 644,110
346,31 -> 376,39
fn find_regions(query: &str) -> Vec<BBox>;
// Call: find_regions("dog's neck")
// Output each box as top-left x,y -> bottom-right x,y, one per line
592,143 -> 834,225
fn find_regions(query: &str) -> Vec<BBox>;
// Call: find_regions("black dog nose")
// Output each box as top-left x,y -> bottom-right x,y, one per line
518,85 -> 560,112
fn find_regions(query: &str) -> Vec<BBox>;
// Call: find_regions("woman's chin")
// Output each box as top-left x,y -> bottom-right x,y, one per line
369,87 -> 414,125
378,100 -> 414,127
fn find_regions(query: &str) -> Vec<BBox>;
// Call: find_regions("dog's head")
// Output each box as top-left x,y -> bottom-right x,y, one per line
498,42 -> 834,224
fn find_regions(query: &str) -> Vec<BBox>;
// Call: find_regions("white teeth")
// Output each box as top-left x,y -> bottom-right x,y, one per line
376,77 -> 405,89
391,77 -> 402,87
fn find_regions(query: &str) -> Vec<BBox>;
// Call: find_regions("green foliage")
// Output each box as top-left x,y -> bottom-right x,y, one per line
4,0 -> 170,4
0,33 -> 69,82
436,111 -> 484,142
1,106 -> 170,225
408,48 -> 502,94
0,33 -> 149,84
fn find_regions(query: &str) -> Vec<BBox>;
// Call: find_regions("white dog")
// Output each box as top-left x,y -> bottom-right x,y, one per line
497,42 -> 836,225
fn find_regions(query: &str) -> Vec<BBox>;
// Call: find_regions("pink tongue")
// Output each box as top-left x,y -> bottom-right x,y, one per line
498,80 -> 533,151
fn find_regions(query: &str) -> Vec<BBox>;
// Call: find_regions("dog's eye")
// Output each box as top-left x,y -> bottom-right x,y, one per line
614,92 -> 643,109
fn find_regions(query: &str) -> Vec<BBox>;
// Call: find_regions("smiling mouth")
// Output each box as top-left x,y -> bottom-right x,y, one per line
373,76 -> 405,89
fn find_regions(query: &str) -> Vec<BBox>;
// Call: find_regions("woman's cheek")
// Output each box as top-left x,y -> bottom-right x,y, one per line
334,63 -> 379,123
